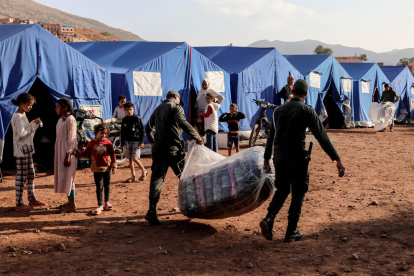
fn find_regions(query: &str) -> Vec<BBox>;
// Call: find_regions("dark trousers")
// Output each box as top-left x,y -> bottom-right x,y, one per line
268,154 -> 309,230
94,171 -> 111,206
149,150 -> 185,209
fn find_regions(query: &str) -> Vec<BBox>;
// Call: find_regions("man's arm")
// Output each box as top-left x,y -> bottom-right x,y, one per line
277,86 -> 287,101
173,106 -> 200,140
394,91 -> 401,103
145,116 -> 155,144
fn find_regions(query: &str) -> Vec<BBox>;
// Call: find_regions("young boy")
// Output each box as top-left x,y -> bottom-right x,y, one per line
121,101 -> 147,182
194,115 -> 205,138
77,124 -> 116,215
201,92 -> 220,152
113,95 -> 127,120
219,103 -> 246,156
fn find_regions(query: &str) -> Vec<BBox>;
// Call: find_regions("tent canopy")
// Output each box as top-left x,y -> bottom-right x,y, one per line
69,41 -> 233,133
380,66 -> 414,119
341,63 -> 390,126
285,55 -> 353,126
196,46 -> 303,131
0,24 -> 111,163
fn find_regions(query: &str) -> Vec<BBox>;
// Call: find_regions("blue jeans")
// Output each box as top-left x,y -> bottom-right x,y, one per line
205,130 -> 218,152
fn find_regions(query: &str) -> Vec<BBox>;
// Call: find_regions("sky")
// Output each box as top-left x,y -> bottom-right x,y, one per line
34,0 -> 414,53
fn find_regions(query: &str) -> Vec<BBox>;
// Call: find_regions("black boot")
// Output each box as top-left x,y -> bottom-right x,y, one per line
284,220 -> 304,242
260,210 -> 277,241
145,205 -> 162,226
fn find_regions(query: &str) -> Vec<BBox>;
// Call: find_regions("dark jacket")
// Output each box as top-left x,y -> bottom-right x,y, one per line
121,115 -> 145,145
145,99 -> 199,154
278,84 -> 292,101
219,112 -> 246,131
264,98 -> 339,161
380,88 -> 400,103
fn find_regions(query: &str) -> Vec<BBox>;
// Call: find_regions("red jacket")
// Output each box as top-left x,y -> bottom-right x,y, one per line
79,138 -> 116,172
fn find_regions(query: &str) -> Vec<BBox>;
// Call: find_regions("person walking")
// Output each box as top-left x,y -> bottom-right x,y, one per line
380,84 -> 400,132
145,90 -> 203,225
260,79 -> 346,242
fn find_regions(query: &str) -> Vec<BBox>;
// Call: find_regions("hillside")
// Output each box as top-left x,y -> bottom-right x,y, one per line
249,39 -> 414,65
75,28 -> 123,42
0,0 -> 144,41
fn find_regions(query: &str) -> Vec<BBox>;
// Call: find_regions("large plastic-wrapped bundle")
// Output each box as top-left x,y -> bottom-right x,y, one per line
178,143 -> 275,219
368,102 -> 397,130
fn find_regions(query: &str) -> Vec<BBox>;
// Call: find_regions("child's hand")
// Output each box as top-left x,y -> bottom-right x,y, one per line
112,167 -> 116,174
139,143 -> 144,149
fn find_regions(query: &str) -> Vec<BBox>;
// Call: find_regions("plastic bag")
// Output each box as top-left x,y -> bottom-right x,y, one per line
178,142 -> 275,219
368,102 -> 397,131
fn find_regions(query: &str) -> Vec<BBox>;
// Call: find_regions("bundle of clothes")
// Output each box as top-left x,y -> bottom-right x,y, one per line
178,143 -> 275,219
368,102 -> 397,130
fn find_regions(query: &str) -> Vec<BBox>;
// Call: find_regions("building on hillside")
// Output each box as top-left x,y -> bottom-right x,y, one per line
40,23 -> 87,43
0,18 -> 15,24
377,62 -> 384,66
0,18 -> 34,24
335,55 -> 361,63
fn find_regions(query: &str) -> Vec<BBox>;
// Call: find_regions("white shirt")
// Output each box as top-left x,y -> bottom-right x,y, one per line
112,106 -> 126,120
11,112 -> 39,158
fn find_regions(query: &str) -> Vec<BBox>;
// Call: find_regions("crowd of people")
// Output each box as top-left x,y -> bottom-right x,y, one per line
8,76 -> 351,242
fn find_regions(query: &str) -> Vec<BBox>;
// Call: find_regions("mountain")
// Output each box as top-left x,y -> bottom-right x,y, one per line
248,39 -> 414,65
0,0 -> 144,41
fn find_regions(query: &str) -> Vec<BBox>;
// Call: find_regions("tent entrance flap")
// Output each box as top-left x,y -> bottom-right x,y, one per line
323,87 -> 346,129
2,78 -> 60,170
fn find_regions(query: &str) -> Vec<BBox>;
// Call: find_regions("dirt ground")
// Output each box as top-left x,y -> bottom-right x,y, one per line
1,125 -> 414,276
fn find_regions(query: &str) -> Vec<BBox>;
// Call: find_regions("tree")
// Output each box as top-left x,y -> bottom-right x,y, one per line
313,45 -> 333,55
397,57 -> 414,66
358,54 -> 368,62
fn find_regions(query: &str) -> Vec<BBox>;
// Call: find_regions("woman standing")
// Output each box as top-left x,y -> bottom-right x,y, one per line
54,98 -> 78,213
11,93 -> 47,211
196,78 -> 225,115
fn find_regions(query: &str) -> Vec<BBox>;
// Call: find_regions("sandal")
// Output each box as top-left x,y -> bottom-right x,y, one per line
16,205 -> 34,212
126,176 -> 136,183
91,206 -> 103,216
29,200 -> 48,207
104,202 -> 113,211
60,206 -> 77,213
139,172 -> 148,181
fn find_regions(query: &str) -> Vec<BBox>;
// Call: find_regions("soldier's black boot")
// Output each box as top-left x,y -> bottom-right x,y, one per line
145,205 -> 162,226
284,221 -> 304,243
260,210 -> 277,241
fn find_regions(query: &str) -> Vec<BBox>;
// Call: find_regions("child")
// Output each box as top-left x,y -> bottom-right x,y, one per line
77,124 -> 117,215
54,98 -> 78,213
201,92 -> 220,152
11,93 -> 47,211
219,103 -> 246,156
113,95 -> 127,120
194,115 -> 205,138
120,101 -> 147,182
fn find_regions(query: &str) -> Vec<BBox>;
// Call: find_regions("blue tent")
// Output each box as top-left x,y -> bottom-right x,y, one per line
195,46 -> 303,131
380,66 -> 414,120
0,24 -> 111,164
284,55 -> 353,127
68,41 -> 232,133
340,63 -> 390,127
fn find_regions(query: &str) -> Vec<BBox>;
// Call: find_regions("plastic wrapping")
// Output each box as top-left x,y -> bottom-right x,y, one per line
178,143 -> 275,219
368,102 -> 397,130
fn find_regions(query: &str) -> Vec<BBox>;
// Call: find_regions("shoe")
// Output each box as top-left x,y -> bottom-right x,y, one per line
260,218 -> 274,241
284,230 -> 304,243
145,210 -> 162,226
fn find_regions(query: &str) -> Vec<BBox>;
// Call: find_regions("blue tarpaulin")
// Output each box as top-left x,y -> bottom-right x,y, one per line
195,46 -> 303,131
340,63 -> 390,127
285,55 -> 353,125
380,66 -> 414,119
0,24 -> 111,163
68,41 -> 232,134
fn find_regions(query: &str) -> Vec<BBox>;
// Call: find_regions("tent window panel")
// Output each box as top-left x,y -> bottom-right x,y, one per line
73,66 -> 106,100
342,78 -> 352,93
205,71 -> 225,93
133,71 -> 162,96
242,68 -> 262,93
411,87 -> 414,95
309,72 -> 321,89
361,81 -> 370,93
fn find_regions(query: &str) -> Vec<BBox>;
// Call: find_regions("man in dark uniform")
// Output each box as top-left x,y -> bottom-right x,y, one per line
260,79 -> 346,242
277,75 -> 295,102
380,83 -> 400,132
145,90 -> 203,225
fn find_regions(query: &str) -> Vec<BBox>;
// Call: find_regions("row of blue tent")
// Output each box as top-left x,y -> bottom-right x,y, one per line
1,24 -> 414,163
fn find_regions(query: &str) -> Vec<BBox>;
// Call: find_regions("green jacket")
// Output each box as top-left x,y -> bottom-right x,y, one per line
145,99 -> 199,154
264,98 -> 339,161
380,89 -> 400,103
